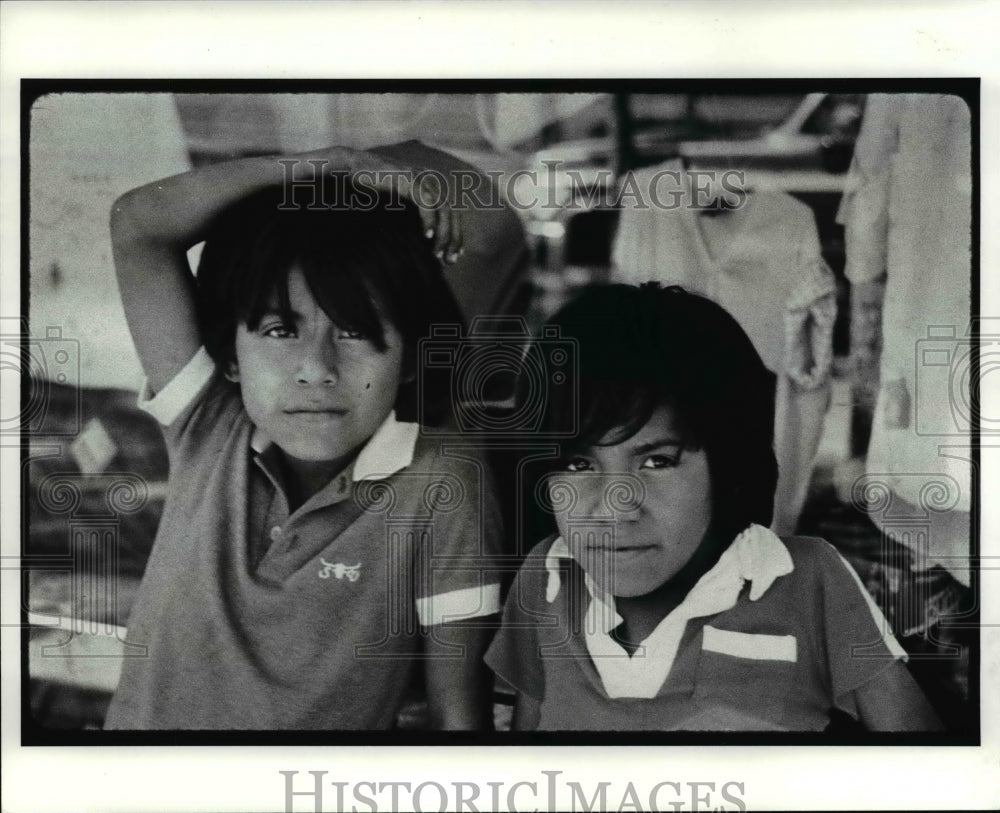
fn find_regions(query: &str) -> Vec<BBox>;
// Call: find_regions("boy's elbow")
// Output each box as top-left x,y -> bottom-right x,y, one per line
109,189 -> 171,271
110,186 -> 163,246
109,190 -> 141,244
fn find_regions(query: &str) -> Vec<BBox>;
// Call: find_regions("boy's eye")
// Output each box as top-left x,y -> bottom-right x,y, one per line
261,323 -> 297,339
337,328 -> 367,340
640,454 -> 680,470
564,457 -> 593,473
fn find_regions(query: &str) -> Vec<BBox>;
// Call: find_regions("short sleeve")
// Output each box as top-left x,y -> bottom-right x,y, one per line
413,448 -> 505,626
136,346 -> 246,462
816,543 -> 908,717
138,346 -> 216,427
484,564 -> 546,701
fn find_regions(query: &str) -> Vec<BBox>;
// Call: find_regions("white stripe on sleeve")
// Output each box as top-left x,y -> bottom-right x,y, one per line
137,346 -> 215,425
415,583 -> 501,627
834,550 -> 908,661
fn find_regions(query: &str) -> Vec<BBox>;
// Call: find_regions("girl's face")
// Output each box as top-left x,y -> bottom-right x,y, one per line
549,404 -> 713,598
231,266 -> 408,486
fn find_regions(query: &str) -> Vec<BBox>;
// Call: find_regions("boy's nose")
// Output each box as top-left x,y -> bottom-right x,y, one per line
295,339 -> 339,386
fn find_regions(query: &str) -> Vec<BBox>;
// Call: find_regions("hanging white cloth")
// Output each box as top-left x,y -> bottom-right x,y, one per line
611,163 -> 836,535
837,93 -> 972,585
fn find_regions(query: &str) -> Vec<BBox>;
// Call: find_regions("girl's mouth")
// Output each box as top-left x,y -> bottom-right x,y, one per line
585,543 -> 657,555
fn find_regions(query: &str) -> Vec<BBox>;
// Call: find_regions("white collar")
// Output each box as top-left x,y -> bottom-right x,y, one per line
250,410 -> 419,483
544,523 -> 794,608
544,524 -> 795,698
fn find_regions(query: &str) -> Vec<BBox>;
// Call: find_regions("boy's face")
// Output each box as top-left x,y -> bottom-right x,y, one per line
230,266 -> 408,481
549,405 -> 713,598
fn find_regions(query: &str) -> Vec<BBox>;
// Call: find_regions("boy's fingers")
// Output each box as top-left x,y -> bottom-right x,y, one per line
406,172 -> 440,255
432,204 -> 452,260
447,208 -> 464,264
415,170 -> 453,259
366,163 -> 457,263
396,171 -> 434,243
418,206 -> 437,242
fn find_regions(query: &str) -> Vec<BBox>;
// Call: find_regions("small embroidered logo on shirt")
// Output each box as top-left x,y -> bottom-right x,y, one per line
318,558 -> 361,582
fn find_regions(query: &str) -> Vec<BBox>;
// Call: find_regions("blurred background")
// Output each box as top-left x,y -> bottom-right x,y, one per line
22,90 -> 975,733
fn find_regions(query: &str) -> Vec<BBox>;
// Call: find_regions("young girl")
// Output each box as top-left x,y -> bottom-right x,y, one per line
486,283 -> 941,731
104,144 -> 504,730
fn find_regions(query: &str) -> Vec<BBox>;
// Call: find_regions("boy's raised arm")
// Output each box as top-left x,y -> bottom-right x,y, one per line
110,153 -> 312,394
110,144 -> 468,395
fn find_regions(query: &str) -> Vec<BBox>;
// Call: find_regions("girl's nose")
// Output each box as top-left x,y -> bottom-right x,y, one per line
604,475 -> 645,521
551,473 -> 645,521
295,338 -> 339,386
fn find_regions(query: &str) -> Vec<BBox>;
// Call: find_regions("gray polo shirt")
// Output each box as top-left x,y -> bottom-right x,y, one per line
486,531 -> 908,731
105,348 -> 502,730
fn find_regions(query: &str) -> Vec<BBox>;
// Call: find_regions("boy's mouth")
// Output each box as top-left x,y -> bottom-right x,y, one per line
284,407 -> 348,417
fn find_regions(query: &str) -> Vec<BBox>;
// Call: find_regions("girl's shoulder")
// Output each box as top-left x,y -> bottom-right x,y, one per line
777,534 -> 865,589
524,533 -> 562,561
510,534 -> 565,589
780,534 -> 839,560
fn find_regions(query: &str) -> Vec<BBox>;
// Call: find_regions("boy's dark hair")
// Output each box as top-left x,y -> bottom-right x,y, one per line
194,181 -> 464,425
533,282 -> 777,544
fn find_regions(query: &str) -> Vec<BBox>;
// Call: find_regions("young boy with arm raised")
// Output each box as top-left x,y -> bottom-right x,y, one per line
105,145 -> 503,730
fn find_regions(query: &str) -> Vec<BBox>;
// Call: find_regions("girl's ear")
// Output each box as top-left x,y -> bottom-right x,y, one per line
224,360 -> 240,383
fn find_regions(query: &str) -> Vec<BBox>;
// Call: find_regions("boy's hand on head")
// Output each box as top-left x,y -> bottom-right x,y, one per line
409,168 -> 465,264
363,150 -> 466,265
293,144 -> 466,265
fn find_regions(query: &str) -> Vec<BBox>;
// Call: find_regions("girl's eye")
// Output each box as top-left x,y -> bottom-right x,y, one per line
262,323 -> 296,339
640,454 -> 680,470
564,457 -> 593,473
338,329 -> 366,340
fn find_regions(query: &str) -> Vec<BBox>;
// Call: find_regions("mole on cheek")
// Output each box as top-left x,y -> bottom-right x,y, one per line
365,382 -> 371,389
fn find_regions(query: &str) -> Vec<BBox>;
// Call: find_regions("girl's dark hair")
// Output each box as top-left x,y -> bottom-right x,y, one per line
533,282 -> 777,543
194,180 -> 464,425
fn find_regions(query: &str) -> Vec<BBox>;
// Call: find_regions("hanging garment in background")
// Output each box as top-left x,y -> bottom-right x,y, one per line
612,162 -> 837,535
837,93 -> 972,586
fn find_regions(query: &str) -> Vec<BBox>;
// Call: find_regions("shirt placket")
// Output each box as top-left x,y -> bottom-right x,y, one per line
252,448 -> 356,581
